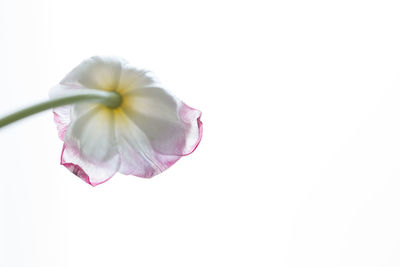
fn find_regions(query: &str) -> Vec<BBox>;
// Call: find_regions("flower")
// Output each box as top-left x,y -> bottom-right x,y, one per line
50,56 -> 202,186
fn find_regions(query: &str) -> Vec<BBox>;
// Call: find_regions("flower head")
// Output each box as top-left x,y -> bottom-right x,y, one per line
50,56 -> 202,186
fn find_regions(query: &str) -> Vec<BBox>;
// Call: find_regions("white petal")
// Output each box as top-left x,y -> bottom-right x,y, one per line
114,112 -> 179,177
61,56 -> 126,91
65,106 -> 118,163
117,65 -> 158,94
121,87 -> 202,156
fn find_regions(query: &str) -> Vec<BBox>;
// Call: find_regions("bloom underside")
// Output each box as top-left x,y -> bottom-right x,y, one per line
51,56 -> 202,186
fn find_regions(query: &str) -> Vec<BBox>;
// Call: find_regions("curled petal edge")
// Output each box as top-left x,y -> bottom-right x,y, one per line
178,103 -> 203,156
60,144 -> 115,187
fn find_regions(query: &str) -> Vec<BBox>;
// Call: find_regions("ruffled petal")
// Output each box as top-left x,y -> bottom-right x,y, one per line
121,86 -> 202,156
61,56 -> 126,91
118,66 -> 157,94
118,137 -> 181,178
114,111 -> 180,177
61,144 -> 120,186
60,104 -> 121,185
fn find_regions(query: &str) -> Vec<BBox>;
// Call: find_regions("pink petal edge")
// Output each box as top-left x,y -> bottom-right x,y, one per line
60,144 -> 114,187
179,103 -> 203,156
53,108 -> 70,141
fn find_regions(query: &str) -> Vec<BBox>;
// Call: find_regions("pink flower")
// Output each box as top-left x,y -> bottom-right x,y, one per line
50,56 -> 202,186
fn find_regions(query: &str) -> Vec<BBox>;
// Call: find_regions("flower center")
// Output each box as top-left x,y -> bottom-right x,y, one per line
105,91 -> 123,109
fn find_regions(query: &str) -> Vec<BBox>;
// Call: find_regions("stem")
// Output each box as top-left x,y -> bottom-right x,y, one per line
0,90 -> 122,129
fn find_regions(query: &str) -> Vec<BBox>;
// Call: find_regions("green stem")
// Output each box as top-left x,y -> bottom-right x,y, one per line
0,90 -> 122,129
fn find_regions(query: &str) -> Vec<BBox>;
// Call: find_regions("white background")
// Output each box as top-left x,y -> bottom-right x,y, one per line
1,0 -> 400,266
